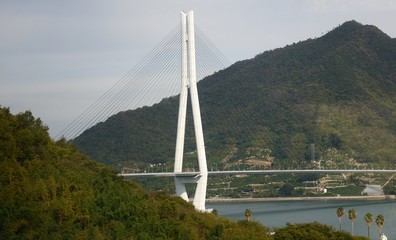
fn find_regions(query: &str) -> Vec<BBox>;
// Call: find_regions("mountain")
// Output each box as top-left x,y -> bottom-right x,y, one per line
74,20 -> 396,169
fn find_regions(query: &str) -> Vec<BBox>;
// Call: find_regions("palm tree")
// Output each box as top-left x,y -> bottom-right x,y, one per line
244,208 -> 252,222
375,214 -> 385,239
364,213 -> 373,238
336,207 -> 345,230
348,209 -> 357,235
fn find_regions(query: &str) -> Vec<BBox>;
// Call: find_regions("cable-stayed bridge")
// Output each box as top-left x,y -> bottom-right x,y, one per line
56,13 -> 229,141
59,11 -> 396,211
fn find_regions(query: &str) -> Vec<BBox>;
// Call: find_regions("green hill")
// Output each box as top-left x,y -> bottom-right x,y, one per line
0,107 -> 273,239
0,107 -> 369,239
74,20 -> 396,170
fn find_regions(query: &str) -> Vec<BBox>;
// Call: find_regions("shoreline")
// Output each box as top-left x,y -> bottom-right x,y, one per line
206,195 -> 396,203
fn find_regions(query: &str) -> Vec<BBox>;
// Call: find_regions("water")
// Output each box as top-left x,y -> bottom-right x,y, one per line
208,199 -> 396,239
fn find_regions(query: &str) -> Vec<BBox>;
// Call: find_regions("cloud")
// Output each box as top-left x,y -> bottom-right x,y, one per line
1,0 -> 395,137
302,0 -> 396,13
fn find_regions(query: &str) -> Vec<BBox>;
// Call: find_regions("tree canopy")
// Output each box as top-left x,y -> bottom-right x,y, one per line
0,106 -> 275,239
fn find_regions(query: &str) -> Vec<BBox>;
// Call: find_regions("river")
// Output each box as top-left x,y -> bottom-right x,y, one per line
207,199 -> 396,239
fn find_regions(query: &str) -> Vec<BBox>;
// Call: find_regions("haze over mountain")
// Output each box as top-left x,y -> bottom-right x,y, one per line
74,20 -> 396,169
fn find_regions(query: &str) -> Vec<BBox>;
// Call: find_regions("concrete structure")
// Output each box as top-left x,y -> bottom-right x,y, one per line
362,184 -> 384,195
174,11 -> 208,211
121,169 -> 396,178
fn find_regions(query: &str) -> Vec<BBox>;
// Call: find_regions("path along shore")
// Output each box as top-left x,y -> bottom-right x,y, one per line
206,195 -> 396,203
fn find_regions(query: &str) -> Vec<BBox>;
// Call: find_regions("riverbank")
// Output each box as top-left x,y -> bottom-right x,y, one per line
206,195 -> 396,202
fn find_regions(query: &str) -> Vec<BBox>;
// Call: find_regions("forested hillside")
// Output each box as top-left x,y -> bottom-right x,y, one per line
74,20 -> 396,170
0,107 -> 368,239
0,107 -> 273,239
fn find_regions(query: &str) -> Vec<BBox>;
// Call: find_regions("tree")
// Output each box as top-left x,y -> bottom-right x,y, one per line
375,214 -> 385,239
364,213 -> 373,238
211,209 -> 218,216
273,222 -> 366,240
279,183 -> 294,196
336,207 -> 345,230
348,209 -> 357,235
244,208 -> 252,222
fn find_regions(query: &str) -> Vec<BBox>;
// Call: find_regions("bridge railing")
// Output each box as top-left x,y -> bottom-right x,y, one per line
119,162 -> 396,175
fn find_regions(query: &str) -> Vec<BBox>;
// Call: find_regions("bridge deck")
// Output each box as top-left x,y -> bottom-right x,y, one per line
119,169 -> 396,178
120,172 -> 201,178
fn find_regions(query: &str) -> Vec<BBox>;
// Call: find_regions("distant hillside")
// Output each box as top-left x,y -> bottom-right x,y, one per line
74,20 -> 396,169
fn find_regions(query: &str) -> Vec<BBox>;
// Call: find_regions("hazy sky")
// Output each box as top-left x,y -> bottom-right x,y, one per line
1,0 -> 395,137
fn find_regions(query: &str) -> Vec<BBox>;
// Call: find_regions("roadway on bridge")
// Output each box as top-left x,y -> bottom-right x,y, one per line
119,169 -> 396,178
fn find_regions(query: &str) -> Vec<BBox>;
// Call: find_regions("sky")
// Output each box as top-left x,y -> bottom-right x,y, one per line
1,0 -> 395,138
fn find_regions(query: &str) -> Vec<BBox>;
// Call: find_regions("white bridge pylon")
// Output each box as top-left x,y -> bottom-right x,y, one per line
174,10 -> 208,211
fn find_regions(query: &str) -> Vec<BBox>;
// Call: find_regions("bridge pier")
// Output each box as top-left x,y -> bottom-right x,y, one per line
192,174 -> 208,211
174,173 -> 208,209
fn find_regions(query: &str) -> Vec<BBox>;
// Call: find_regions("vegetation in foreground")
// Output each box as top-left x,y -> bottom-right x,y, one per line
0,107 -> 270,239
273,222 -> 368,240
0,107 -> 370,239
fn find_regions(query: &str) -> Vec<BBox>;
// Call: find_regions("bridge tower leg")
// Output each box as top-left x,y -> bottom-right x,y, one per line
174,10 -> 208,211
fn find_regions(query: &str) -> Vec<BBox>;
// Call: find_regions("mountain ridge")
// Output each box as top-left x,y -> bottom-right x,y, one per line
74,20 -> 396,168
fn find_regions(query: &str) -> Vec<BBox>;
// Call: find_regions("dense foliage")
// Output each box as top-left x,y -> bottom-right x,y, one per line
0,109 -> 364,240
74,20 -> 396,171
273,222 -> 368,240
0,107 -> 277,239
